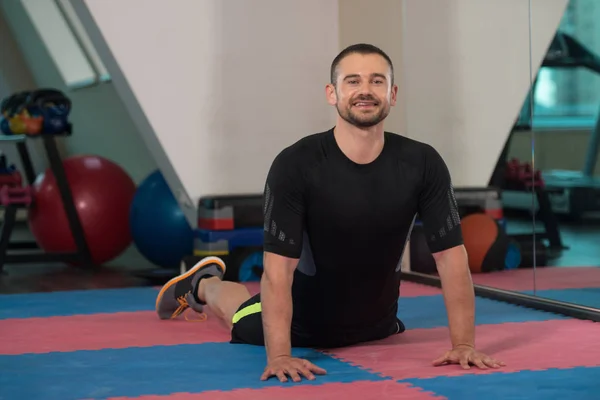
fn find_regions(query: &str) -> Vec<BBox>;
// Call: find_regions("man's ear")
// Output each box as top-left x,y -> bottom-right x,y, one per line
390,84 -> 398,106
326,83 -> 337,106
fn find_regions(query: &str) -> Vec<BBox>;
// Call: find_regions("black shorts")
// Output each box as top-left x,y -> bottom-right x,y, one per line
230,293 -> 405,348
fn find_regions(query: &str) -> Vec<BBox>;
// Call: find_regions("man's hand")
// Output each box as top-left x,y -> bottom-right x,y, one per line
261,355 -> 327,382
432,344 -> 505,370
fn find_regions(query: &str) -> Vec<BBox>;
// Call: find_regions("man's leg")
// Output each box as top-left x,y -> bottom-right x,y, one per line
155,256 -> 252,328
197,276 -> 252,329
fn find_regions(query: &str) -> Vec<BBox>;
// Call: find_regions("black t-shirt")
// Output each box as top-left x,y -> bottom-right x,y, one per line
262,128 -> 463,341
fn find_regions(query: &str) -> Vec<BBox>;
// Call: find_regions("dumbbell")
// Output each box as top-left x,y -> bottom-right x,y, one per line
0,185 -> 31,206
505,158 -> 521,181
516,162 -> 534,182
532,170 -> 544,188
0,170 -> 21,187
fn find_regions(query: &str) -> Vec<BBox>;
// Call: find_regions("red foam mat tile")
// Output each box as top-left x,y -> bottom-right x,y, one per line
0,309 -> 230,355
323,319 -> 600,380
105,381 -> 444,400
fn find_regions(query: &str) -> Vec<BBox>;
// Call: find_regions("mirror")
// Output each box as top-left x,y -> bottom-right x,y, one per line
401,0 -> 538,297
524,0 -> 600,310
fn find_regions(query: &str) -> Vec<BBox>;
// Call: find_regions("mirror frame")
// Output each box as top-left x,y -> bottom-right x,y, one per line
401,270 -> 600,322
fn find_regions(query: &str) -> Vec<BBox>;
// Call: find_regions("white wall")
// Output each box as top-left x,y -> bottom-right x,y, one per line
338,0 -> 405,135
73,0 -> 339,226
0,4 -> 47,190
402,0 -> 568,187
0,0 -> 157,185
71,0 -> 568,214
1,0 -> 159,269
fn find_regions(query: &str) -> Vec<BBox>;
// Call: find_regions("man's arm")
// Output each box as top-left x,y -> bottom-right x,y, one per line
433,245 -> 475,348
261,252 -> 298,362
416,144 -> 474,348
260,147 -> 306,360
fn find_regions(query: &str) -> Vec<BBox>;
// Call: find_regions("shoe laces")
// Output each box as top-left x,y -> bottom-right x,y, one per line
171,292 -> 207,322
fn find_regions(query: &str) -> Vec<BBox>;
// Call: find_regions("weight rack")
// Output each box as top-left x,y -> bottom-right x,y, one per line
0,126 -> 94,273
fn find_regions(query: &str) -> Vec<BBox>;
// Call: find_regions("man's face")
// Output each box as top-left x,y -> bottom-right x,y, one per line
327,53 -> 397,128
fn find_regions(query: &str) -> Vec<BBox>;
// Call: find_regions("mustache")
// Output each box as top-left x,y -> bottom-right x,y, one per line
352,95 -> 379,103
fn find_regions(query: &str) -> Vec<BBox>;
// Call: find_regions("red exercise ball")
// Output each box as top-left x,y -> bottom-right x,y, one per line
461,213 -> 508,273
27,154 -> 136,265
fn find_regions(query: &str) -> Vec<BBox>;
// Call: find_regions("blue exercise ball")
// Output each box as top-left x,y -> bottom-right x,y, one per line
130,170 -> 193,269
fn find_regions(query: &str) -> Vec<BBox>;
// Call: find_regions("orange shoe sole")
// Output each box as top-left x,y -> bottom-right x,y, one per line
154,256 -> 226,312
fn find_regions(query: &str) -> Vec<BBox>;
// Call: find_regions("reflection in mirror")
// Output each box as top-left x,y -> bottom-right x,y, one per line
523,0 -> 600,310
400,1 -> 541,292
402,1 -> 574,302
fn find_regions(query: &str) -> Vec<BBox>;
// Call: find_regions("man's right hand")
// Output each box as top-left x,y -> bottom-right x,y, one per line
261,355 -> 327,382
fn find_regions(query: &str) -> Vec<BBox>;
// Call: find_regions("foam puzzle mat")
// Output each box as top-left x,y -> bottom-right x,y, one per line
1,281 -> 599,399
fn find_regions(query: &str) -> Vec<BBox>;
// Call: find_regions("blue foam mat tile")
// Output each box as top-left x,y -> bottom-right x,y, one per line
522,288 -> 600,309
0,287 -> 158,319
1,286 -> 570,327
398,295 -> 568,330
0,342 -> 386,400
400,366 -> 600,400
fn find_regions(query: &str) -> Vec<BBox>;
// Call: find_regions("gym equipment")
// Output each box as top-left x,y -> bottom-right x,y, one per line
0,186 -> 32,206
190,193 -> 265,282
452,186 -> 505,222
198,194 -> 263,230
129,170 -> 194,269
0,89 -> 71,136
194,227 -> 263,256
409,187 -> 520,274
0,166 -> 22,187
182,245 -> 264,283
504,241 -> 521,270
491,154 -> 566,254
0,130 -> 95,271
236,249 -> 263,282
498,30 -> 600,220
461,213 -> 512,273
194,226 -> 264,281
28,155 -> 136,265
160,194 -> 267,283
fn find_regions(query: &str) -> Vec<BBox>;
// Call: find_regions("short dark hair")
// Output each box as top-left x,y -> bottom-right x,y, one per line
330,43 -> 394,86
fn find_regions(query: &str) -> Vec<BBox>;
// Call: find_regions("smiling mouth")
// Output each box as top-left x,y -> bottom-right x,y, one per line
353,101 -> 378,107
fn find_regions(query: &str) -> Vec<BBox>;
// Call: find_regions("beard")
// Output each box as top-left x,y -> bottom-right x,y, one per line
336,94 -> 390,128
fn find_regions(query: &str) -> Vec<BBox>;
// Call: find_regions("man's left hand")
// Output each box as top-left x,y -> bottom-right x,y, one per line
432,345 -> 505,370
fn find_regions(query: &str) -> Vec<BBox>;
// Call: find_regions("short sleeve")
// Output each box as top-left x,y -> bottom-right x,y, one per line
417,145 -> 463,254
262,149 -> 306,259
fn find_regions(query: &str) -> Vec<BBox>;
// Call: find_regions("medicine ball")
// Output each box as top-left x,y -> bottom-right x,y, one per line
461,213 -> 510,273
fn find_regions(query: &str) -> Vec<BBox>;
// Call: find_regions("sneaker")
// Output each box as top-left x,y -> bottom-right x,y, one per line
155,256 -> 226,320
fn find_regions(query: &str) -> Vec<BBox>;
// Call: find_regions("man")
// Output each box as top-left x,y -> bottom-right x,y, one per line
155,43 -> 505,383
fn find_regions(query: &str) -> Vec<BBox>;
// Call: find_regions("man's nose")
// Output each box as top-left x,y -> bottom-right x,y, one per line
357,82 -> 373,94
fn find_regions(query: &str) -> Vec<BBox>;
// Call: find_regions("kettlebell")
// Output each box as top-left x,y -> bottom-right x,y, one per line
0,117 -> 10,135
28,89 -> 71,134
1,91 -> 34,135
0,89 -> 71,135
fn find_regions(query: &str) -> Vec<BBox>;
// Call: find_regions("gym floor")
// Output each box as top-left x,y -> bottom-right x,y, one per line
3,213 -> 600,298
0,220 -> 152,295
2,214 -> 600,399
505,213 -> 600,268
466,213 -> 600,310
3,279 -> 600,399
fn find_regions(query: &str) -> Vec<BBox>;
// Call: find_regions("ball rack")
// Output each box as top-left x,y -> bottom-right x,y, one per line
0,125 -> 94,273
